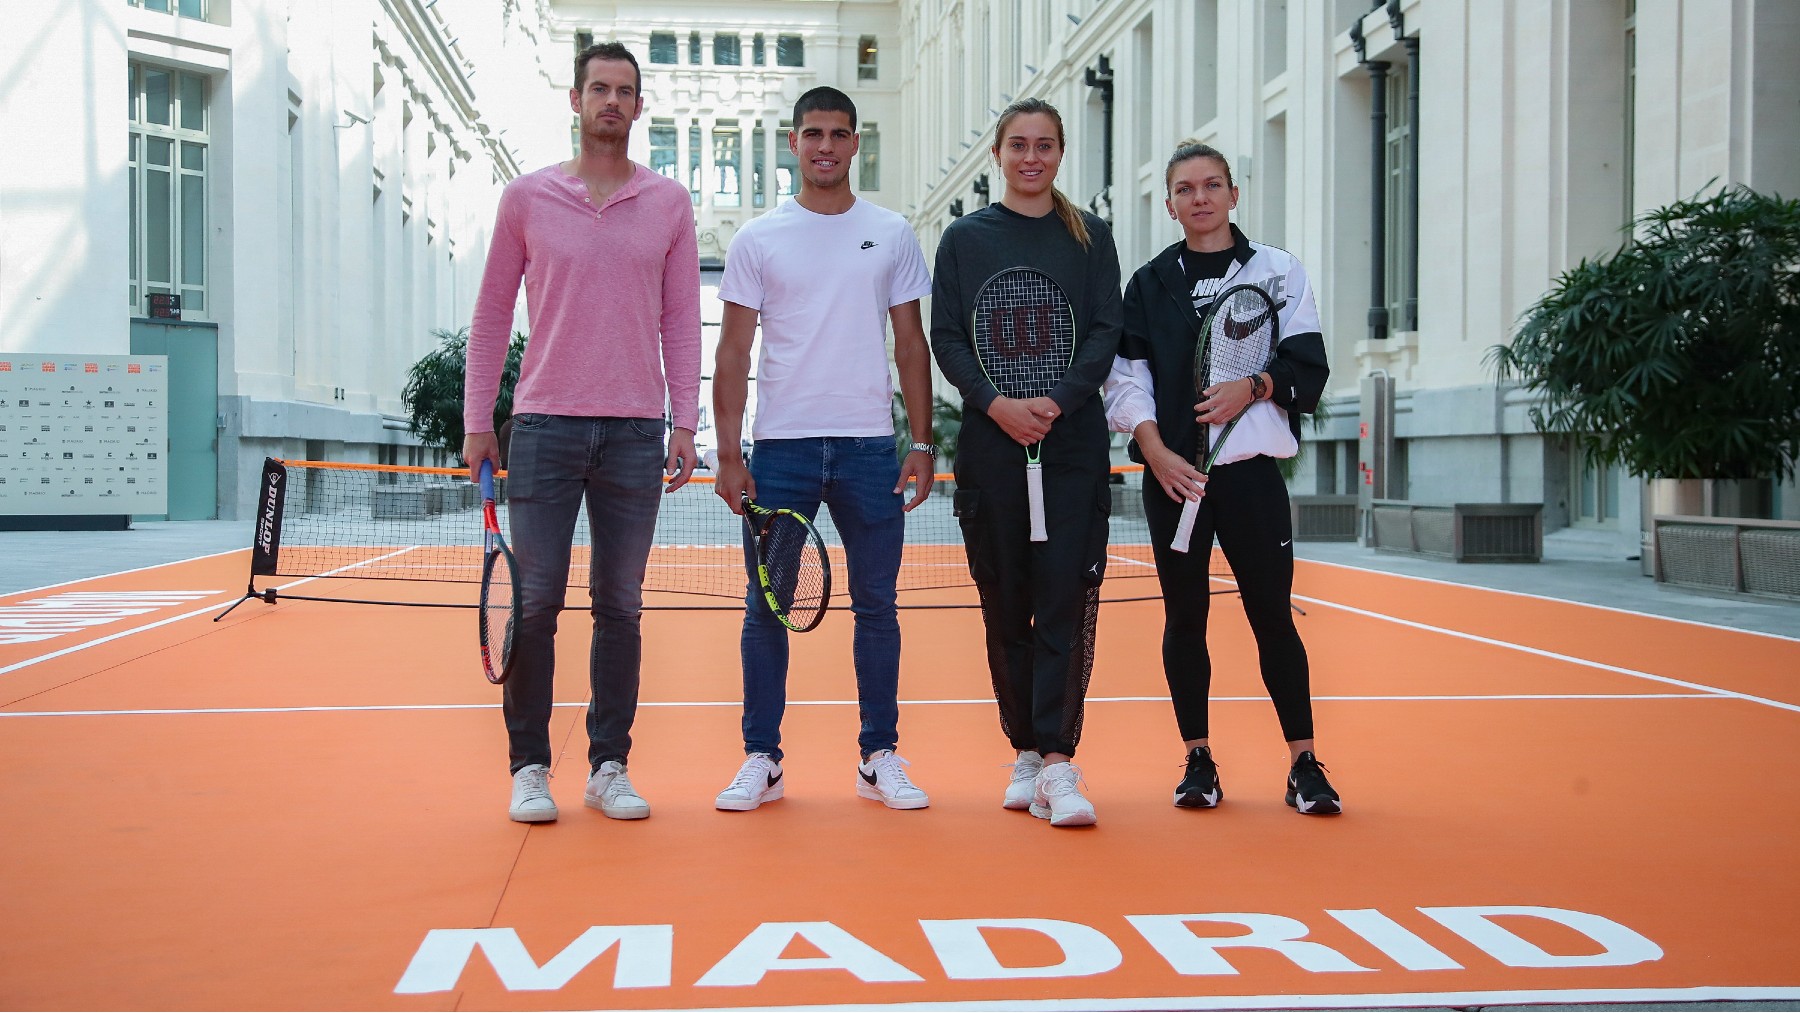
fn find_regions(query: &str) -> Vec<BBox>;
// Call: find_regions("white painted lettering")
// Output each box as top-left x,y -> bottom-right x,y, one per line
393,925 -> 672,993
695,921 -> 923,987
1420,905 -> 1663,968
0,616 -> 149,630
919,918 -> 1123,980
1327,908 -> 1462,970
1127,913 -> 1374,975
0,633 -> 57,645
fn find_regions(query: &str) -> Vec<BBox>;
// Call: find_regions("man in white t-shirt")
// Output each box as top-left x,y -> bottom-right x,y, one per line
711,86 -> 938,812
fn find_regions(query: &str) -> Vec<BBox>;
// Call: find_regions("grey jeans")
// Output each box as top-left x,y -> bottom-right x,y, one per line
502,413 -> 666,774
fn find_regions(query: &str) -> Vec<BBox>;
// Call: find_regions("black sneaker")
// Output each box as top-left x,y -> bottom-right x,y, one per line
1174,746 -> 1222,808
1285,751 -> 1342,815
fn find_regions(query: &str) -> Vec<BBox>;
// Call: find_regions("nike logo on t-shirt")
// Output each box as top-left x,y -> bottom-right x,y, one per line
860,240 -> 877,249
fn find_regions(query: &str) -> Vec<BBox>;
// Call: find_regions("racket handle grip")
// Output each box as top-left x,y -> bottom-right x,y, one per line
1170,495 -> 1201,553
478,459 -> 496,502
1026,462 -> 1048,542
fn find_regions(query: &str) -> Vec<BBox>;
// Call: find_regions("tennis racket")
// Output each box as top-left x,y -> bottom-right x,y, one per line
970,267 -> 1077,541
477,460 -> 519,684
1170,283 -> 1282,553
742,494 -> 831,633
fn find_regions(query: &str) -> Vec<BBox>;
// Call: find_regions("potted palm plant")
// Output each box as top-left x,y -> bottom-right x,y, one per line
1490,184 -> 1800,572
401,327 -> 528,460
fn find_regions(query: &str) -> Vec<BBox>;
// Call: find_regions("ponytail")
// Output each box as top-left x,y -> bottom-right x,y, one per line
1049,187 -> 1091,249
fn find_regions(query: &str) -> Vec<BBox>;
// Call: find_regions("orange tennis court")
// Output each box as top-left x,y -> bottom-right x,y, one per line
3,535 -> 1799,1010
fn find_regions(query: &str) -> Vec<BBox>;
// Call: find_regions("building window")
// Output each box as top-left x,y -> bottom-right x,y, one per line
859,122 -> 880,191
575,30 -> 593,54
688,31 -> 701,64
777,120 -> 798,200
777,34 -> 804,67
857,36 -> 879,81
649,118 -> 678,182
128,62 -> 208,316
752,33 -> 766,66
752,127 -> 766,207
715,33 -> 741,66
1384,65 -> 1413,331
714,120 -> 742,207
649,32 -> 677,64
688,123 -> 702,204
1262,0 -> 1287,80
128,0 -> 205,18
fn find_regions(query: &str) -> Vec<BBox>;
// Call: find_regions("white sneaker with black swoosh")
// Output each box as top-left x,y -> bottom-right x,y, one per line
715,752 -> 784,811
856,749 -> 930,809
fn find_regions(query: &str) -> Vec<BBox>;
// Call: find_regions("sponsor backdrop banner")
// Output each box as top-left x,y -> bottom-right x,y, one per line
0,355 -> 169,515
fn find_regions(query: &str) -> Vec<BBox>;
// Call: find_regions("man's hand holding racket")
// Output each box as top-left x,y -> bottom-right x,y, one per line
463,431 -> 501,484
714,453 -> 755,516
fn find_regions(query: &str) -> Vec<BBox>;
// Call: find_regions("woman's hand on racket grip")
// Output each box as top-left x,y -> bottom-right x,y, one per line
989,395 -> 1053,446
665,427 -> 698,493
1148,447 -> 1208,504
713,455 -> 755,515
463,432 -> 501,484
1195,375 -> 1259,425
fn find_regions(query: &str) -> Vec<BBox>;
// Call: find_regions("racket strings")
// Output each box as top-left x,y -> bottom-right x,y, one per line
1204,289 -> 1277,386
973,270 -> 1076,400
762,516 -> 827,623
479,549 -> 518,677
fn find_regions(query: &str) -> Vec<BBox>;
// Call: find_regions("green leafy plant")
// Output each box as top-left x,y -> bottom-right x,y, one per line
1489,184 -> 1800,481
891,393 -> 965,466
401,327 -> 528,456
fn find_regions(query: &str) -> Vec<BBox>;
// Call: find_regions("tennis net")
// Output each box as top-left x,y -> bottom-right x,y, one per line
230,457 -> 1228,612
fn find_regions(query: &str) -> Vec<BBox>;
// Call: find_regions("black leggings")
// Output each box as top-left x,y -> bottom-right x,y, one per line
1142,454 -> 1313,742
954,403 -> 1111,758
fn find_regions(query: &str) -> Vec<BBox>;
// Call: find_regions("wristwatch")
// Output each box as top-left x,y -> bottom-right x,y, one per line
909,442 -> 940,458
1248,373 -> 1268,401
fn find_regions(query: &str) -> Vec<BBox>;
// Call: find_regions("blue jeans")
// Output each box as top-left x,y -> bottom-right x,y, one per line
741,436 -> 905,761
502,413 -> 667,774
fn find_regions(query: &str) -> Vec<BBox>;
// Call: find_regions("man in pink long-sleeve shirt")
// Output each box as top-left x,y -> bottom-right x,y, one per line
463,42 -> 701,825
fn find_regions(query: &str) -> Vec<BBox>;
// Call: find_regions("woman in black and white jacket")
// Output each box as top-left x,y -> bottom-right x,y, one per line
1103,141 -> 1342,815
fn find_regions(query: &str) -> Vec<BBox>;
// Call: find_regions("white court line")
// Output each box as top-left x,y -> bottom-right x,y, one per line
662,985 -> 1800,1012
0,693 -> 1726,719
0,546 -> 423,679
1290,591 -> 1800,714
1300,555 -> 1800,643
0,599 -> 241,678
2,547 -> 245,599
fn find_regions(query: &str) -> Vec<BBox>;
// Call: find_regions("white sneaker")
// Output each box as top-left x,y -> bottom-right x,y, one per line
1031,761 -> 1097,827
1004,750 -> 1044,810
584,760 -> 650,820
715,753 -> 784,811
856,750 -> 930,810
509,764 -> 557,823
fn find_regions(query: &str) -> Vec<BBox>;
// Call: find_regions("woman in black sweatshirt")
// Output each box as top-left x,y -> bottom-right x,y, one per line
930,98 -> 1121,828
1103,141 -> 1341,815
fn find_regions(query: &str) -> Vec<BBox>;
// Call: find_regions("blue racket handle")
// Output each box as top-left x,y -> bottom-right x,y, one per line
479,459 -> 495,501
